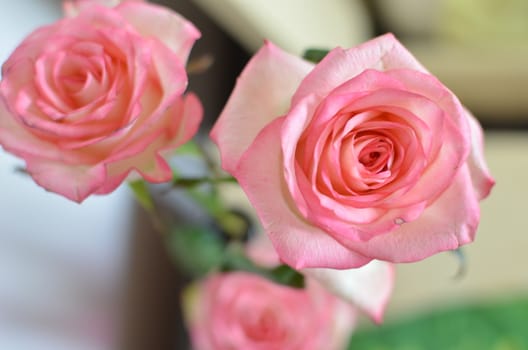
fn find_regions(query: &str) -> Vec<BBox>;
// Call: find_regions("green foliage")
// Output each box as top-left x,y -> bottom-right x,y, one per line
167,226 -> 305,289
166,225 -> 225,278
172,140 -> 202,157
220,246 -> 305,289
140,137 -> 305,289
128,179 -> 155,212
269,264 -> 305,289
349,297 -> 528,350
303,48 -> 330,63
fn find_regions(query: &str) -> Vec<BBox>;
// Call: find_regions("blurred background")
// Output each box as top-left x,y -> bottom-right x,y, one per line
0,0 -> 527,349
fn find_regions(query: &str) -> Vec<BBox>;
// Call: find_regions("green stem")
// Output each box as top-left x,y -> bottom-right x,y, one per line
172,176 -> 237,187
128,180 -> 168,234
185,185 -> 248,241
174,138 -> 246,240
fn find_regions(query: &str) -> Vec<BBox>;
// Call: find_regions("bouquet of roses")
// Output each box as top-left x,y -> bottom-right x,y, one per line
0,1 -> 494,349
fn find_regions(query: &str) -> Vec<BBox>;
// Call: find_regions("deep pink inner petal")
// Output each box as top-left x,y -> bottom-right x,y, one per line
299,106 -> 427,211
286,69 -> 466,238
12,26 -> 153,151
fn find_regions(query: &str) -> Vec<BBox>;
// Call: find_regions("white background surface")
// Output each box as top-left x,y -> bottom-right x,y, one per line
0,2 -> 134,349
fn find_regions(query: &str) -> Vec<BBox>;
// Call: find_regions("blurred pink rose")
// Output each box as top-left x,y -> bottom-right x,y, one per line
63,0 -> 144,17
247,234 -> 394,323
211,34 -> 495,269
0,2 -> 202,202
186,272 -> 357,350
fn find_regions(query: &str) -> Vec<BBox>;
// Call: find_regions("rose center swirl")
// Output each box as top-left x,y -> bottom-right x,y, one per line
357,137 -> 392,173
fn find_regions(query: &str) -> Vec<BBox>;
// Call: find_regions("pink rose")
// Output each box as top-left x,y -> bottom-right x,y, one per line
185,272 -> 357,350
247,234 -> 394,323
211,34 -> 495,269
0,2 -> 202,202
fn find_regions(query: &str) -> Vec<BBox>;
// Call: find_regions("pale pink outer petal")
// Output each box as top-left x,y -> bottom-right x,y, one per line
246,233 -> 283,267
63,1 -> 107,17
63,0 -> 83,17
0,92 -> 202,203
327,300 -> 357,350
292,33 -> 428,106
235,117 -> 372,269
116,2 -> 200,63
63,0 -> 142,17
25,160 -> 108,202
344,164 -> 480,262
0,99 -> 78,164
210,41 -> 313,173
303,260 -> 394,324
102,93 -> 203,188
0,98 -> 100,203
465,110 -> 495,200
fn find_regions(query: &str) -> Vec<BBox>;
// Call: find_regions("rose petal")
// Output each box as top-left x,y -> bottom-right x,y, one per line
292,33 -> 428,106
211,41 -> 313,173
72,35 -> 191,162
166,92 -> 203,148
63,0 -> 139,17
25,94 -> 202,203
465,110 -> 495,200
0,99 -> 88,164
332,87 -> 466,209
235,117 -> 372,269
343,164 -> 481,262
116,1 -> 200,63
247,234 -> 391,323
101,93 -> 203,190
25,159 -> 107,202
304,260 -> 394,323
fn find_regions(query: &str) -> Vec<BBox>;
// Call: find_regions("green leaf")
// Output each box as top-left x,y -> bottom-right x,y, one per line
166,225 -> 225,278
270,265 -> 305,289
220,247 -> 305,289
303,48 -> 330,63
186,185 -> 225,219
349,297 -> 528,350
173,139 -> 202,156
219,247 -> 257,273
128,180 -> 155,212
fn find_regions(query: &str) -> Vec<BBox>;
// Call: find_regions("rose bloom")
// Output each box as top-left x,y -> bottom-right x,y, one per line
246,234 -> 394,323
0,2 -> 202,202
184,235 -> 394,350
186,272 -> 356,350
211,34 -> 495,269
